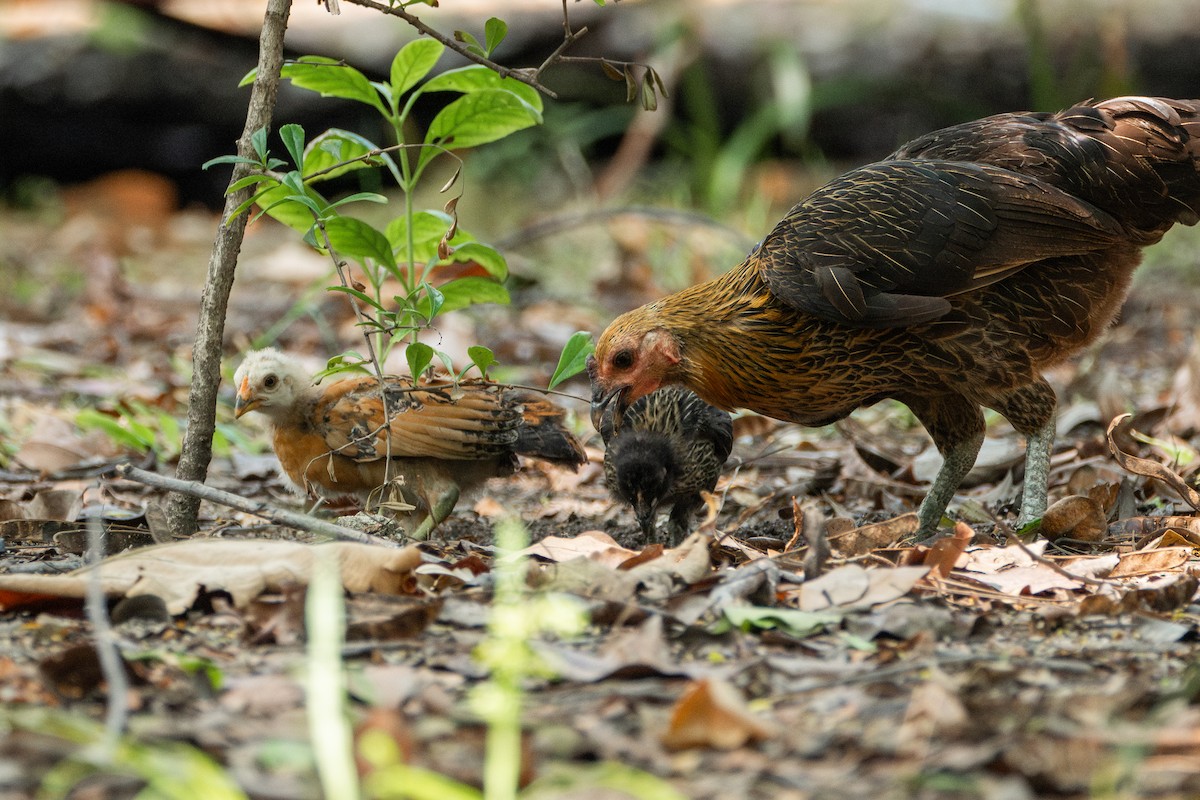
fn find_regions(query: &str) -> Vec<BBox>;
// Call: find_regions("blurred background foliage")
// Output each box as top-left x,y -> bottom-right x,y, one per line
3,0 -> 1200,330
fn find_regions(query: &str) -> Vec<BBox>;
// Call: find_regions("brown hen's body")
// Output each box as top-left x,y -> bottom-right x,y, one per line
234,349 -> 586,539
590,97 -> 1200,538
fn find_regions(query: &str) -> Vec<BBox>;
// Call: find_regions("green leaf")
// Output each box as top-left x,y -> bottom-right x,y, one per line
251,126 -> 270,159
75,410 -> 152,452
421,282 -> 445,318
303,129 -> 401,184
454,30 -> 485,57
255,183 -> 330,234
226,174 -> 278,193
385,210 -> 465,264
239,68 -> 257,88
328,285 -> 386,312
443,242 -> 507,280
640,75 -> 659,112
280,123 -> 306,169
406,342 -> 434,380
421,90 -> 541,170
547,332 -> 595,390
202,154 -> 262,170
390,38 -> 444,99
327,192 -> 388,211
467,345 -> 496,377
423,277 -> 509,315
282,56 -> 385,113
420,66 -> 543,113
483,18 -> 507,55
718,606 -> 843,638
323,217 -> 396,270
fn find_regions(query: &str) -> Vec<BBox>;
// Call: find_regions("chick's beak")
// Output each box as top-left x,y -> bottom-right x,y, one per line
633,492 -> 658,538
233,376 -> 258,418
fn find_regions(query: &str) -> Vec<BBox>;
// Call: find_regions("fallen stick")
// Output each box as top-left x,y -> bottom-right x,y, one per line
113,464 -> 402,548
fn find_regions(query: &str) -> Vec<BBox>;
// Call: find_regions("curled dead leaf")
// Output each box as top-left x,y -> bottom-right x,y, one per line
661,678 -> 775,751
1040,495 -> 1107,543
1107,413 -> 1200,510
922,521 -> 973,578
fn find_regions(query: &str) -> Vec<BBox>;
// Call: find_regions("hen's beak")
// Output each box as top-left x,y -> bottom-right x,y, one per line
233,377 -> 259,418
590,383 -> 626,433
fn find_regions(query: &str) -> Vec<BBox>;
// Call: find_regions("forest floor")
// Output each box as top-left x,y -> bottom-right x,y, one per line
4,174 -> 1200,799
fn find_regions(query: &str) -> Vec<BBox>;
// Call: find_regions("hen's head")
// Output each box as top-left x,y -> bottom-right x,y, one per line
233,349 -> 312,421
589,310 -> 682,431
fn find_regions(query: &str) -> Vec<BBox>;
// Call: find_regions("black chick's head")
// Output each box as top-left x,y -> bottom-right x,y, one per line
607,430 -> 678,538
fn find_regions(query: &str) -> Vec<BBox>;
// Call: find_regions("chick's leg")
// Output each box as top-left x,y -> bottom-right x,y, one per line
411,484 -> 460,541
665,495 -> 701,546
905,394 -> 986,539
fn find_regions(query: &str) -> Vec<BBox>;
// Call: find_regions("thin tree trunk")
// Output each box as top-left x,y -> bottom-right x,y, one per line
166,0 -> 293,536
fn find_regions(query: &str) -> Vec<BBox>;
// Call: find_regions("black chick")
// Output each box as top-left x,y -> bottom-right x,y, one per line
600,386 -> 733,544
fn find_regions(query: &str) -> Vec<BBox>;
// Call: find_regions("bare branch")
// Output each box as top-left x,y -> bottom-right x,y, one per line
167,0 -> 294,536
119,464 -> 402,547
341,0 -> 556,97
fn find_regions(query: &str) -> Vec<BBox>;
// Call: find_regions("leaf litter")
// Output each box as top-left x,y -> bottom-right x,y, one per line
4,192 -> 1200,799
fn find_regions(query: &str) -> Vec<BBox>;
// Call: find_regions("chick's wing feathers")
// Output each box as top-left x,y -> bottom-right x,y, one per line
758,160 -> 1123,326
314,376 -> 522,462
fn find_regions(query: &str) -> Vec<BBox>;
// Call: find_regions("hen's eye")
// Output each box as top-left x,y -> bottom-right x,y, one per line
612,350 -> 635,370
263,375 -> 278,389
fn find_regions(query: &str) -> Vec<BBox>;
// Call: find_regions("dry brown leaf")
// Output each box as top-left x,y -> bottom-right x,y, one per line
25,490 -> 83,521
922,521 -> 973,578
0,539 -> 423,614
795,564 -> 929,611
661,677 -> 775,751
520,530 -> 641,568
1109,546 -> 1192,577
1040,495 -> 1107,543
897,675 -> 970,757
830,512 -> 919,556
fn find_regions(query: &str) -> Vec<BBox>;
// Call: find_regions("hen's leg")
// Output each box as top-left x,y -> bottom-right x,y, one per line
905,394 -> 986,539
992,379 -> 1057,528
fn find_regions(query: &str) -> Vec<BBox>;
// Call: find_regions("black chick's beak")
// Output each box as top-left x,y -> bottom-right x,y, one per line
634,492 -> 658,539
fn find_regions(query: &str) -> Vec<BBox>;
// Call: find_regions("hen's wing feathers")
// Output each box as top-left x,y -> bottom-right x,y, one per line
758,160 -> 1123,327
315,376 -> 519,462
676,389 -> 735,463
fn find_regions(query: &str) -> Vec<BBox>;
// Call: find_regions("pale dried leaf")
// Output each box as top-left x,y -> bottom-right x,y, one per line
1109,546 -> 1191,577
0,539 -> 423,614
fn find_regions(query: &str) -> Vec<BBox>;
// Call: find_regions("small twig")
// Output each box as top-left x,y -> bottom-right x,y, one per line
86,514 -> 129,748
992,517 -> 1115,588
115,465 -> 401,547
342,0 -> 558,98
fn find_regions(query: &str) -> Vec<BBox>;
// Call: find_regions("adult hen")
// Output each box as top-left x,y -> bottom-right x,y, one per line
598,386 -> 733,544
234,349 -> 586,538
591,97 -> 1200,538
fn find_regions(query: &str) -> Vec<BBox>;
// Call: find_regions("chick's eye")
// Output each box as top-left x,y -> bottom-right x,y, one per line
263,375 -> 278,389
612,350 -> 635,370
